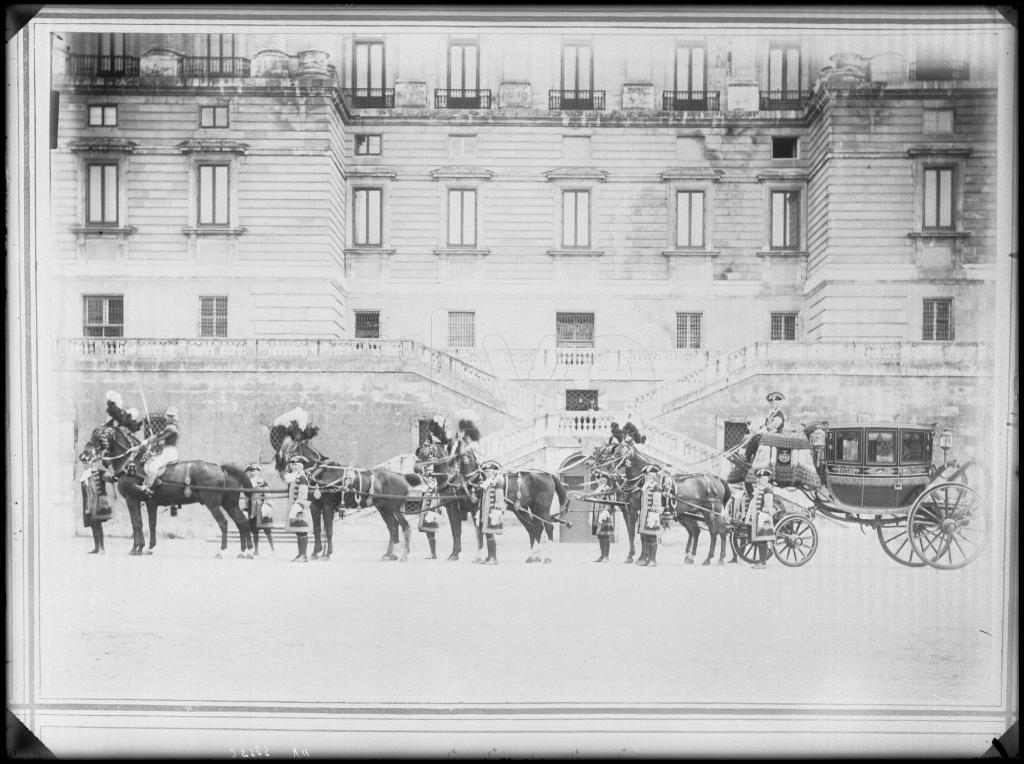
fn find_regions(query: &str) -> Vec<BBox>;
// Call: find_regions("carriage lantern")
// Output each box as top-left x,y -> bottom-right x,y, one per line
939,427 -> 953,466
809,426 -> 827,468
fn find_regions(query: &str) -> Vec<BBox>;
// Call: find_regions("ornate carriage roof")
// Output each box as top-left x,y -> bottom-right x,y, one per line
816,422 -> 938,432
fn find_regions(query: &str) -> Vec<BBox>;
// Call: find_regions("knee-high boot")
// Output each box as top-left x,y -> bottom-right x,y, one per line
485,535 -> 498,564
649,537 -> 658,567
602,536 -> 611,561
426,533 -> 437,559
294,533 -> 308,562
637,536 -> 650,566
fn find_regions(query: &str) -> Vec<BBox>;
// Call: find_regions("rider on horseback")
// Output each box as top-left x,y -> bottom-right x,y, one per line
139,407 -> 180,497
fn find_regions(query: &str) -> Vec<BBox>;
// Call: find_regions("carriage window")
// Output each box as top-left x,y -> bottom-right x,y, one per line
866,430 -> 896,464
834,430 -> 861,463
901,430 -> 932,464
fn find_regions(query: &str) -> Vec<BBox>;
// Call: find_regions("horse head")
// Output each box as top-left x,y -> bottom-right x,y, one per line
81,424 -> 139,472
275,436 -> 326,479
414,441 -> 451,481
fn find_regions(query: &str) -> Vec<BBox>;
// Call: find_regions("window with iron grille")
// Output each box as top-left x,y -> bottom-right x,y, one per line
562,190 -> 590,248
770,312 -> 797,341
448,311 -> 475,348
354,310 -> 380,338
770,190 -> 800,249
922,298 -> 953,341
556,312 -> 595,348
768,44 -> 801,93
88,105 -> 117,126
676,191 -> 704,247
199,105 -> 228,128
199,296 -> 228,337
675,45 -> 706,92
353,188 -> 383,245
724,421 -> 750,450
198,164 -> 229,226
86,164 -> 118,225
83,295 -> 124,337
448,189 -> 477,247
923,167 -> 954,230
565,389 -> 599,411
675,313 -> 703,349
355,134 -> 382,155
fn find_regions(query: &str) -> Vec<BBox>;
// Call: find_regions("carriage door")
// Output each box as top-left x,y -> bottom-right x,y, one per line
827,429 -> 864,507
863,429 -> 899,507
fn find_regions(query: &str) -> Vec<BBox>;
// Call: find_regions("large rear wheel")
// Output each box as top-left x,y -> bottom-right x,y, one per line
876,519 -> 926,567
908,482 -> 988,570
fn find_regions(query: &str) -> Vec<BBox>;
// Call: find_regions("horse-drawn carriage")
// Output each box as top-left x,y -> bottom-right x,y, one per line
581,421 -> 989,571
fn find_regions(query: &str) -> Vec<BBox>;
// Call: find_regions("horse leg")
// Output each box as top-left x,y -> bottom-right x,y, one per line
397,509 -> 411,562
322,501 -> 333,560
446,502 -> 461,561
623,503 -> 637,563
220,502 -> 253,558
205,503 -> 229,557
126,498 -> 144,555
310,504 -> 323,559
144,500 -> 158,552
540,520 -> 554,564
379,508 -> 398,561
250,516 -> 260,555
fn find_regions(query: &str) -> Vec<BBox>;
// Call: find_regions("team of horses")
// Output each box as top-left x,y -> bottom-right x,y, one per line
80,420 -> 734,563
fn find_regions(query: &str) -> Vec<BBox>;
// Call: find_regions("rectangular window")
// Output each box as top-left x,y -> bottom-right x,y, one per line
199,105 -> 229,128
199,296 -> 228,337
88,105 -> 117,126
675,191 -> 705,247
449,43 -> 479,90
675,313 -> 703,349
354,41 -> 385,90
355,134 -> 382,155
675,45 -> 706,92
562,190 -> 590,248
770,190 -> 800,249
770,312 -> 797,341
354,310 -> 381,339
772,136 -> 798,159
353,188 -> 383,246
562,44 -> 593,91
923,167 -> 954,229
448,189 -> 477,247
923,109 -> 954,134
833,430 -> 862,463
86,163 -> 118,225
900,430 -> 932,464
447,311 -> 476,348
198,165 -> 229,226
565,389 -> 599,411
556,312 -> 595,348
922,298 -> 954,341
768,45 -> 801,92
83,295 -> 124,337
866,430 -> 897,465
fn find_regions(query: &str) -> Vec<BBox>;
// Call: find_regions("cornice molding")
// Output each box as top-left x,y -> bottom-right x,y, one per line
67,138 -> 138,154
544,167 -> 608,182
430,167 -> 495,181
176,139 -> 249,155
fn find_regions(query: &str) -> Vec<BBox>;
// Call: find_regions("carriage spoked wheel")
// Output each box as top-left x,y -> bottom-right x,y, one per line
772,514 -> 818,567
875,518 -> 927,567
730,527 -> 770,564
907,482 -> 989,570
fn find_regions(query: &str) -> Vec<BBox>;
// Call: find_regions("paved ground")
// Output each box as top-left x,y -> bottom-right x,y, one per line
37,514 -> 1005,710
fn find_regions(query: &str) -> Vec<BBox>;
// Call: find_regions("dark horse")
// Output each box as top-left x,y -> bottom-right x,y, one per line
503,468 -> 572,563
414,440 -> 481,561
275,437 -> 423,561
616,439 -> 736,565
80,424 -> 255,557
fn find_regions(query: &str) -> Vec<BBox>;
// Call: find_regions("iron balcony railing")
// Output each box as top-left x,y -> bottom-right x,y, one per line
65,54 -> 140,77
909,59 -> 970,82
549,89 -> 606,110
342,88 -> 396,108
434,88 -> 492,109
759,90 -> 812,110
662,90 -> 721,111
180,56 -> 251,78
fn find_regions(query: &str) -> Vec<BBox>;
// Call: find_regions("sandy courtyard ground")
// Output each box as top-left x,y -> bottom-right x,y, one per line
35,512 -> 1007,714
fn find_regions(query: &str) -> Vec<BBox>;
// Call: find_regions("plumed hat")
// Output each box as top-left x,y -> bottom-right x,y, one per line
767,392 -> 785,403
458,419 -> 481,442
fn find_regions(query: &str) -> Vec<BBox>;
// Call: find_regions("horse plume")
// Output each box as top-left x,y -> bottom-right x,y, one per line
458,419 -> 481,442
623,421 -> 646,444
427,420 -> 450,444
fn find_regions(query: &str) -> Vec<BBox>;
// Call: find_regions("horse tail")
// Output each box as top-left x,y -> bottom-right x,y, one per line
550,473 -> 570,514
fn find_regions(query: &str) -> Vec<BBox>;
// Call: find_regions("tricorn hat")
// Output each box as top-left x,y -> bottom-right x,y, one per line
766,392 -> 785,403
755,467 -> 774,478
165,406 -> 180,417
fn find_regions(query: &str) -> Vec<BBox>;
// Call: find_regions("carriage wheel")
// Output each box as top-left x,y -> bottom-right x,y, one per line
773,514 -> 818,567
876,519 -> 926,567
730,526 -> 774,564
907,482 -> 989,570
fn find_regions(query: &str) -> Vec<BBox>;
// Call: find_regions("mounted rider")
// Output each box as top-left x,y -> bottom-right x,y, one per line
139,407 -> 180,497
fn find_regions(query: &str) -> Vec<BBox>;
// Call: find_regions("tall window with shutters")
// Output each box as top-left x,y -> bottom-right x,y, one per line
562,190 -> 590,248
197,164 -> 229,226
83,295 -> 124,337
922,299 -> 953,341
353,188 -> 383,246
675,313 -> 703,349
448,189 -> 477,247
86,164 -> 119,225
448,311 -> 476,349
770,190 -> 800,249
353,41 -> 386,106
923,167 -> 954,230
675,45 -> 706,94
562,44 -> 593,92
768,44 -> 801,93
199,296 -> 228,337
676,191 -> 704,248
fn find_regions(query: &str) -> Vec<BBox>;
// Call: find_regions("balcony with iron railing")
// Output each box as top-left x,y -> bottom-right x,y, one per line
661,90 -> 720,111
909,59 -> 971,82
434,89 -> 492,109
180,56 -> 251,79
549,90 -> 605,110
65,54 -> 140,77
342,89 -> 396,108
759,90 -> 813,111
